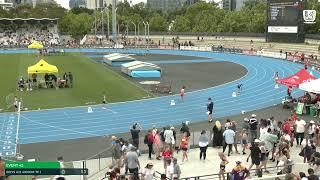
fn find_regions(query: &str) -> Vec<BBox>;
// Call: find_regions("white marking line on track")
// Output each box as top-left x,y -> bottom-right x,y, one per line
103,108 -> 118,114
20,114 -> 99,136
20,59 -> 299,126
19,52 -> 248,113
63,112 -> 71,119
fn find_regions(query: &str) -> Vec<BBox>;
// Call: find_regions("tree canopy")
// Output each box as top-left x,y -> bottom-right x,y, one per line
1,0 -> 319,39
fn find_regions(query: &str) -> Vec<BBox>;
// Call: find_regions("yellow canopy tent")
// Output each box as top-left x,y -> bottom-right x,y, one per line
27,59 -> 58,74
27,41 -> 44,49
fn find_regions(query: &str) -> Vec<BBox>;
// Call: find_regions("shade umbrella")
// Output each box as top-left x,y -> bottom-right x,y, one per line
27,41 -> 44,49
276,69 -> 316,88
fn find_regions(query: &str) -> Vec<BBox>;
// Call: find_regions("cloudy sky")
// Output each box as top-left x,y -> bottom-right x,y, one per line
54,0 -> 147,9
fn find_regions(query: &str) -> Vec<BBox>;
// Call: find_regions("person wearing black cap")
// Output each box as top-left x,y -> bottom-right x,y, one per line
247,139 -> 262,176
207,97 -> 214,123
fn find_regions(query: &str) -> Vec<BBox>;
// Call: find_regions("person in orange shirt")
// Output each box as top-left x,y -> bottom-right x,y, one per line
180,132 -> 189,162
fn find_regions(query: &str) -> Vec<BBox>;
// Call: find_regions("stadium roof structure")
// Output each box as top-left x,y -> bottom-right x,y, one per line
0,18 -> 58,24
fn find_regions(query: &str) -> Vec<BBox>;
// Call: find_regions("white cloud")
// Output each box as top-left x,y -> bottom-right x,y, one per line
54,0 -> 69,9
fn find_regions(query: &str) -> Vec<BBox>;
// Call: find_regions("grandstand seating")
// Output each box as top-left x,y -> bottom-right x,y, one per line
0,18 -> 71,48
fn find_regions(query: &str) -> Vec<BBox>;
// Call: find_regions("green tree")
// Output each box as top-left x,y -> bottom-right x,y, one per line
171,15 -> 191,32
58,12 -> 93,39
71,7 -> 94,15
149,13 -> 167,31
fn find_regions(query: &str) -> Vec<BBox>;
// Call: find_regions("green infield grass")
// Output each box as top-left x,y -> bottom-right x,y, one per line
0,53 -> 152,111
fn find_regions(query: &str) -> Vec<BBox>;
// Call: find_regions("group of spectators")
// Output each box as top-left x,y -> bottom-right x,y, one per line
213,112 -> 320,179
109,122 -> 197,180
106,111 -> 320,180
0,24 -> 60,48
16,72 -> 73,92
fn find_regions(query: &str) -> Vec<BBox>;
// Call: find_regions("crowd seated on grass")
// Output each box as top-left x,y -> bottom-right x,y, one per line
17,72 -> 73,91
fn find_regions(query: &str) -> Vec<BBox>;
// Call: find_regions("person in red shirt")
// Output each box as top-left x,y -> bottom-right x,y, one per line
162,145 -> 172,174
146,130 -> 155,160
283,119 -> 292,137
180,132 -> 189,162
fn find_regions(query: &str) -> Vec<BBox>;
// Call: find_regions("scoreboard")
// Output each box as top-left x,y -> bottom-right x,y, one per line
4,161 -> 88,176
266,0 -> 305,43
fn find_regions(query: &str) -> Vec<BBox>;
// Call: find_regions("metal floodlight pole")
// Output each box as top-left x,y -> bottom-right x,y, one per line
112,0 -> 117,42
101,9 -> 104,37
126,23 -> 129,39
137,22 -> 140,41
146,22 -> 149,49
94,0 -> 97,36
131,22 -> 136,45
117,24 -> 120,37
143,21 -> 146,48
107,8 -> 110,39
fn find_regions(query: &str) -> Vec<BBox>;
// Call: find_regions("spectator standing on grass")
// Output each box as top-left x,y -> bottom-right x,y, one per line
199,130 -> 209,160
207,97 -> 214,123
296,118 -> 306,146
130,123 -> 142,155
249,114 -> 258,141
68,72 -> 73,87
223,127 -> 235,156
124,146 -> 140,178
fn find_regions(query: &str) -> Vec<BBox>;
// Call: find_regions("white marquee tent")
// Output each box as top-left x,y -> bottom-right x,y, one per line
299,79 -> 320,94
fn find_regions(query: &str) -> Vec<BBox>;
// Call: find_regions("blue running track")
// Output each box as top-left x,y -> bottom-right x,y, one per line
0,48 -> 319,146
